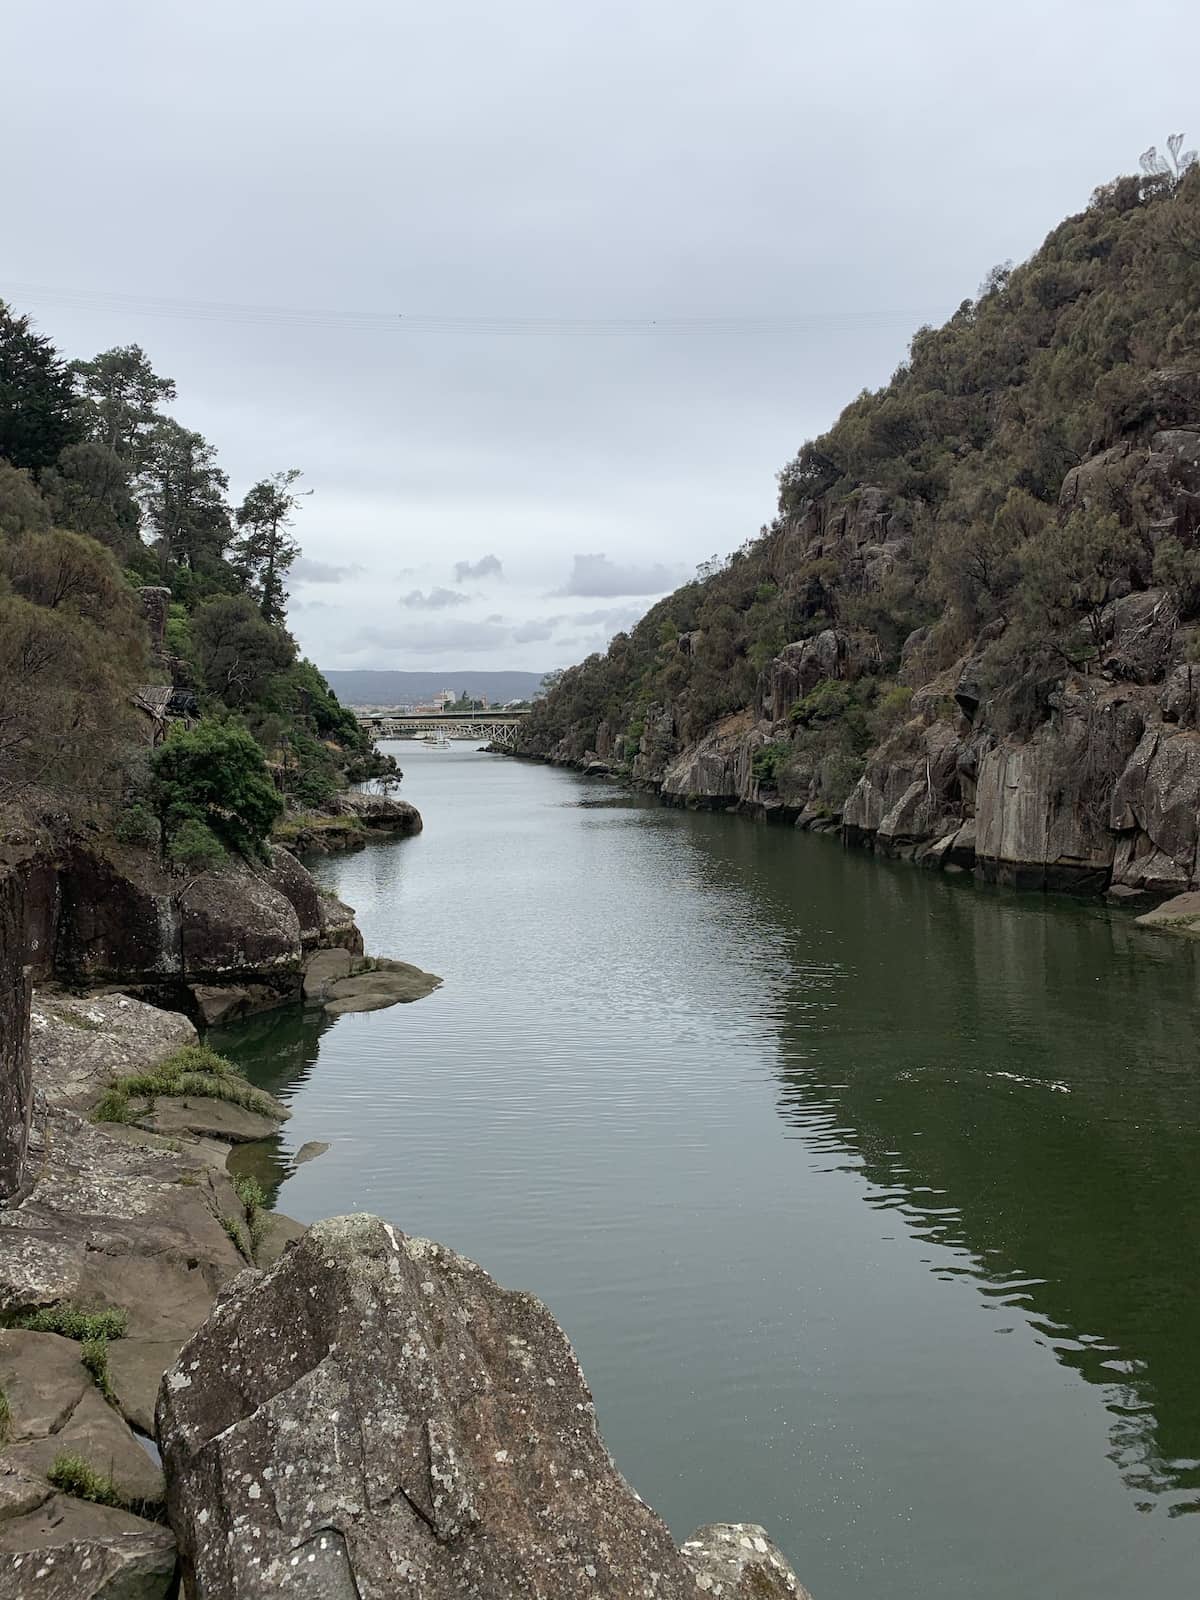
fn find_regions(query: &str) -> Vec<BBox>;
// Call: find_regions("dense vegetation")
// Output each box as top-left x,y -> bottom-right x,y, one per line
523,151 -> 1200,802
0,304 -> 390,855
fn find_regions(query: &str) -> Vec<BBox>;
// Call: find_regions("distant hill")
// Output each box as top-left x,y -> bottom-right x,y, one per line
323,669 -> 548,706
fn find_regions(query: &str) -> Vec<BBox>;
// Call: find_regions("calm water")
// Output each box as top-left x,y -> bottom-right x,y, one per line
218,743 -> 1200,1600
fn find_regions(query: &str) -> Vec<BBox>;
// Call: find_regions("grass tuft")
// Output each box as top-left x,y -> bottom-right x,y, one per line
13,1304 -> 127,1342
92,1044 -> 279,1125
80,1337 -> 116,1404
47,1453 -> 165,1520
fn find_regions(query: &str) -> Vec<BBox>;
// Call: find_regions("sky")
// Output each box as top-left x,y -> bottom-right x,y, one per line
5,1 -> 1198,673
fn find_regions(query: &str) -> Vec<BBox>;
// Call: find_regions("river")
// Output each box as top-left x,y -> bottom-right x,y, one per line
217,742 -> 1200,1600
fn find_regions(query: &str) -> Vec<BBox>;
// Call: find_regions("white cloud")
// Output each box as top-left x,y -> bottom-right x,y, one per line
453,555 -> 504,583
557,552 -> 686,598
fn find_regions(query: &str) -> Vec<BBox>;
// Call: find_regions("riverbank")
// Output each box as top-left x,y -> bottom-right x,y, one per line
0,981 -> 807,1598
0,991 -> 304,1585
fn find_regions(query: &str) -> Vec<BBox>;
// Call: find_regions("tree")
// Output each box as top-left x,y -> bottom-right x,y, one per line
232,469 -> 306,623
70,345 -> 175,470
0,528 -> 145,805
1020,509 -> 1140,654
139,419 -> 231,576
41,441 -> 141,556
0,301 -> 81,473
148,719 -> 282,860
191,594 -> 295,708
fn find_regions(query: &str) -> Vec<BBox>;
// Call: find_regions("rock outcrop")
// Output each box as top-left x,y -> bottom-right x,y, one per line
301,950 -> 442,1015
0,988 -> 302,1591
158,1214 -> 807,1600
1,830 -> 376,1023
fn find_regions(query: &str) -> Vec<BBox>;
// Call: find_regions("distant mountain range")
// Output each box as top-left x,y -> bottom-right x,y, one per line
323,669 -> 548,706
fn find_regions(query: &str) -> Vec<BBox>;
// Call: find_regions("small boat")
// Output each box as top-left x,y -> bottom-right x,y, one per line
420,731 -> 452,749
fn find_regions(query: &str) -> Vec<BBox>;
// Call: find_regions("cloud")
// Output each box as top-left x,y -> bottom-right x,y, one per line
557,553 -> 685,598
511,618 -> 556,643
357,620 -> 512,656
292,556 -> 362,584
401,587 -> 471,610
453,554 -> 504,583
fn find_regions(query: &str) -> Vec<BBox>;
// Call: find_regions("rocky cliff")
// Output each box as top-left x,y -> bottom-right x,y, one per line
515,166 -> 1200,899
0,825 -> 364,1026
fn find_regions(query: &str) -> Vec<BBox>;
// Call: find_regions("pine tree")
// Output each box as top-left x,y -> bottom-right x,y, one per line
232,469 -> 306,624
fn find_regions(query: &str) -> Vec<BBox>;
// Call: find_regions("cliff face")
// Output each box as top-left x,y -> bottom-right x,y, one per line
517,168 -> 1200,897
0,869 -> 31,1202
0,828 -> 362,1026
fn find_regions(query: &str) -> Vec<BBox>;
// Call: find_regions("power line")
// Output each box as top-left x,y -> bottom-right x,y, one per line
6,280 -> 943,338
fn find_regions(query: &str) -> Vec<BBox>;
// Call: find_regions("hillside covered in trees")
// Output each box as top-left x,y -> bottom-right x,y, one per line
519,150 -> 1200,895
0,305 -> 390,869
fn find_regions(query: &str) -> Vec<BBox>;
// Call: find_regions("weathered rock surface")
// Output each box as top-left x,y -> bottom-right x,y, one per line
0,869 -> 31,1203
158,1214 -> 808,1600
0,984 -> 307,1594
322,958 -> 442,1015
29,992 -> 196,1112
1134,890 -> 1200,937
5,833 -> 367,1017
339,790 -> 424,836
680,1523 -> 812,1598
302,950 -> 442,1014
0,1522 -> 177,1599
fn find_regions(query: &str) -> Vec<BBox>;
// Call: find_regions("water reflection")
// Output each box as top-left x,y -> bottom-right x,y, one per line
214,747 -> 1200,1598
750,844 -> 1200,1516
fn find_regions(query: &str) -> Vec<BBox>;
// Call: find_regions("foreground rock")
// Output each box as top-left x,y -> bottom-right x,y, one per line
0,1524 -> 176,1600
158,1213 -> 807,1599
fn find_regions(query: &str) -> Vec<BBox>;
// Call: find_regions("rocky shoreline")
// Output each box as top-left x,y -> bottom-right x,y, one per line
0,831 -> 809,1596
496,744 -> 1200,953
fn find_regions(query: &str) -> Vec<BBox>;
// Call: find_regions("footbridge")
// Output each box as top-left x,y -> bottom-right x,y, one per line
357,708 -> 530,749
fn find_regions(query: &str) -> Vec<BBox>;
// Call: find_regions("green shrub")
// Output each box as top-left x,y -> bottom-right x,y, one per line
149,718 -> 283,861
751,740 -> 791,785
114,802 -> 157,848
167,817 -> 227,872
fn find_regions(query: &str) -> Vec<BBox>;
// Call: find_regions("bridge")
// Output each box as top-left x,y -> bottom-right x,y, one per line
357,708 -> 530,749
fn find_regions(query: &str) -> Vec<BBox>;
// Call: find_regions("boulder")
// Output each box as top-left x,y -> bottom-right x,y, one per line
322,959 -> 442,1016
1109,726 -> 1200,892
661,715 -> 764,807
680,1524 -> 812,1598
262,847 -> 326,947
338,791 -> 423,837
301,947 -> 355,1002
1134,891 -> 1200,937
974,683 -> 1145,891
0,1524 -> 176,1598
762,629 -> 880,722
157,1215 -> 807,1600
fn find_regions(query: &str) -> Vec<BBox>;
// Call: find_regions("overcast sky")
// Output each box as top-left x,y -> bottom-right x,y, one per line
6,1 -> 1197,672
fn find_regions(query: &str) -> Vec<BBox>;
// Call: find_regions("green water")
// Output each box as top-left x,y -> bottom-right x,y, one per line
217,743 -> 1200,1599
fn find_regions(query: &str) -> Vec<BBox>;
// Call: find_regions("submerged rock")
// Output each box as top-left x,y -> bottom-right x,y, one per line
158,1214 -> 809,1599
